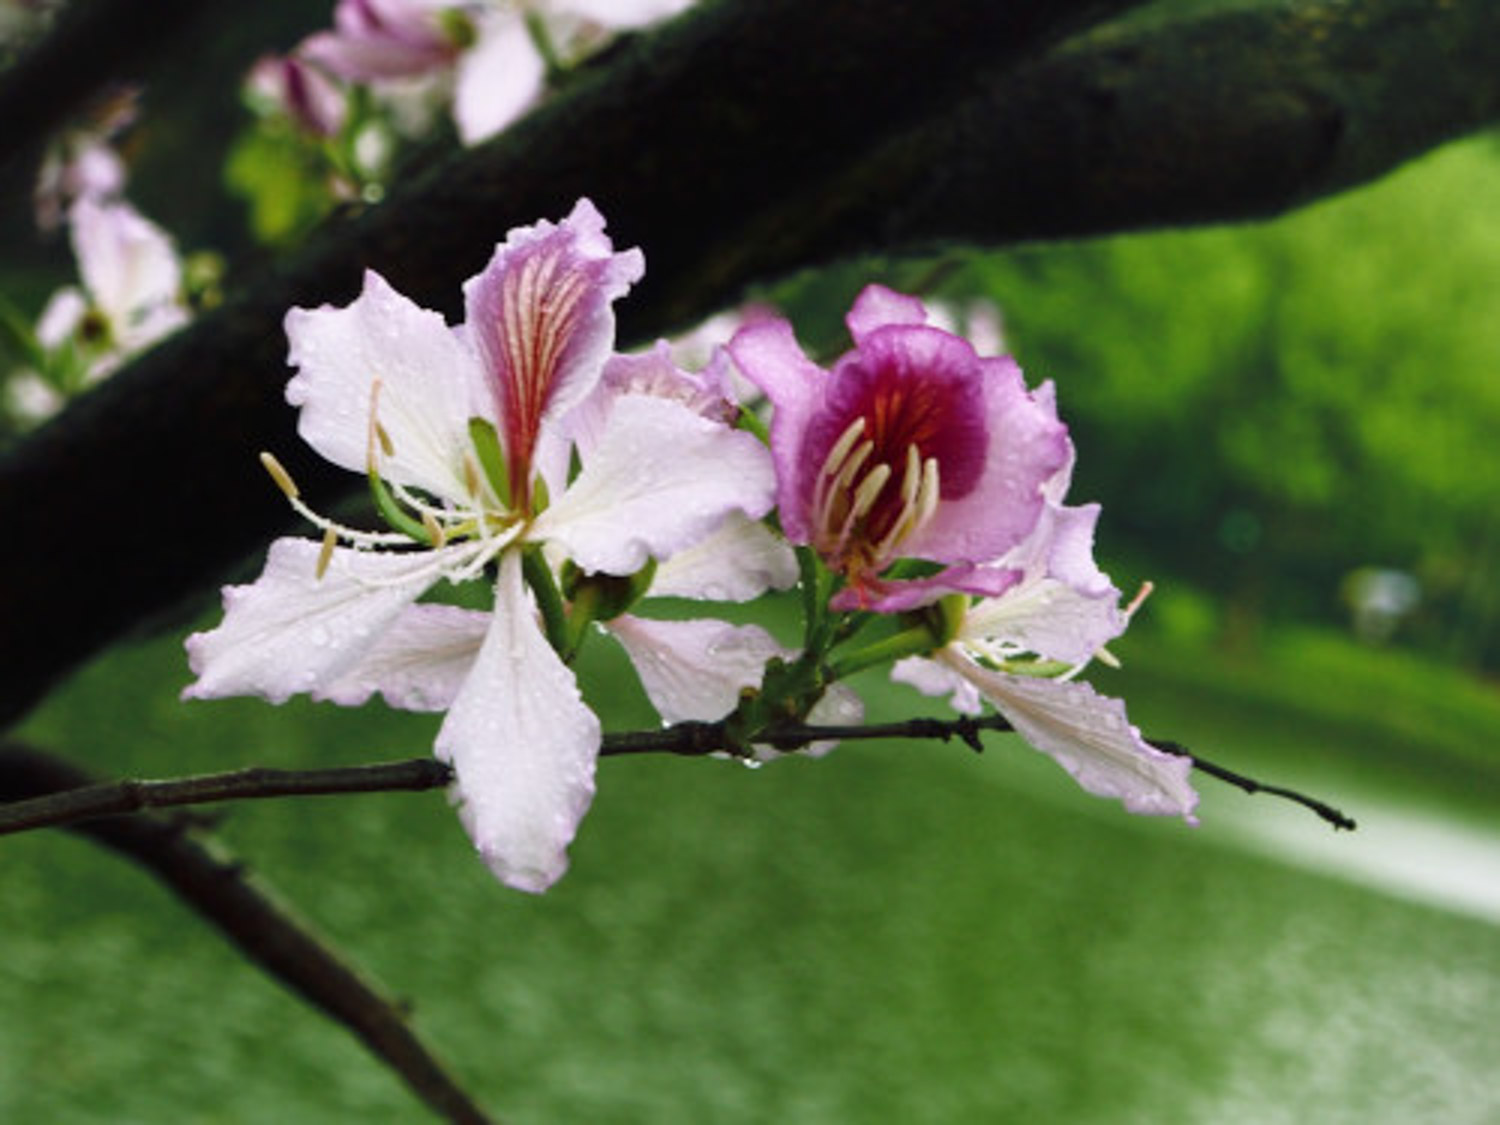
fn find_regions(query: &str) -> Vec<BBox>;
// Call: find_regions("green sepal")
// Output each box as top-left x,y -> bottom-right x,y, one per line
722,650 -> 829,755
467,417 -> 512,505
522,546 -> 571,658
826,623 -> 942,681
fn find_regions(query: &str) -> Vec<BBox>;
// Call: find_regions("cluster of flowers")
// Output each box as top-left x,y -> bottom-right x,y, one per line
4,93 -> 191,425
184,200 -> 1199,894
250,0 -> 694,150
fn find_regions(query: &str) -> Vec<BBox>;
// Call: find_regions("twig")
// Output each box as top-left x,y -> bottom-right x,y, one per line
1150,739 -> 1357,831
0,743 -> 497,1125
0,716 -> 1353,836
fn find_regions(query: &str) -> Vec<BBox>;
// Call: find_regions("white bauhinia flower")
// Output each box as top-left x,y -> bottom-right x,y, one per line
892,447 -> 1199,821
185,198 -> 778,892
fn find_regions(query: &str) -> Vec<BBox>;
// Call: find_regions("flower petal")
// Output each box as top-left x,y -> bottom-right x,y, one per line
435,552 -> 600,893
940,650 -> 1199,820
829,562 -> 1019,614
300,0 -> 459,81
727,317 -> 826,544
533,394 -> 776,574
607,615 -> 783,724
319,603 -> 490,711
285,269 -> 481,501
892,655 -> 984,716
903,355 -> 1069,564
563,0 -> 694,28
648,512 -> 798,602
183,538 -> 449,704
790,681 -> 864,760
452,10 -> 546,143
463,198 -> 643,492
844,282 -> 929,341
69,197 -> 186,351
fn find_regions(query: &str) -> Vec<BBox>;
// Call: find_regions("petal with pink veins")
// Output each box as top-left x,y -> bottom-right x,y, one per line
463,198 -> 643,500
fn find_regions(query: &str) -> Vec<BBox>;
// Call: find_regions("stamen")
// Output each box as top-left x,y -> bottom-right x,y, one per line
1123,580 -> 1155,619
315,527 -> 338,579
824,417 -> 867,479
366,378 -> 386,473
422,510 -> 446,548
259,452 -> 299,500
376,421 -> 395,458
814,438 -> 873,536
899,443 -> 921,507
917,456 -> 940,527
463,453 -> 481,499
849,462 -> 892,521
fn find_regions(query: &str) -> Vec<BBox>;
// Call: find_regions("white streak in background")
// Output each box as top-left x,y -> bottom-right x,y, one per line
1219,789 -> 1500,927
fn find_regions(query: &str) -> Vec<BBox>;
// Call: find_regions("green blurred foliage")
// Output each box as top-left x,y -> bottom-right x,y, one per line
943,137 -> 1500,666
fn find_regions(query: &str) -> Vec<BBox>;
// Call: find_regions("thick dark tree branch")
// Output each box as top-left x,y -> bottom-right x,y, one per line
0,0 -> 208,175
730,0 -> 1500,274
2,0 -> 1497,728
0,742 -> 496,1125
0,718 -> 1356,837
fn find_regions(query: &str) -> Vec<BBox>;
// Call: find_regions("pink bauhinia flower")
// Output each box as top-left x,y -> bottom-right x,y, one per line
892,443 -> 1199,820
184,199 -> 777,892
300,0 -> 467,82
247,52 -> 349,138
729,284 -> 1070,612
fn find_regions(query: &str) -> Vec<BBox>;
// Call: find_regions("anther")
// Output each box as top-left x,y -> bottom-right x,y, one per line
315,527 -> 338,579
422,510 -> 446,548
260,452 -> 300,500
824,417 -> 867,479
849,462 -> 892,521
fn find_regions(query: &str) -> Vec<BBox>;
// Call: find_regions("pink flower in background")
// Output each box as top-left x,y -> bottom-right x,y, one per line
300,0 -> 465,82
293,0 -> 696,145
729,285 -> 1069,612
184,200 -> 777,892
248,53 -> 349,138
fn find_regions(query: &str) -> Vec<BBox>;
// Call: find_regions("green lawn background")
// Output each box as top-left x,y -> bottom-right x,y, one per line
3,589 -> 1497,1123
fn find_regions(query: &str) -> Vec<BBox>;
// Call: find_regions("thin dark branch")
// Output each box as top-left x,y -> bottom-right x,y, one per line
0,717 -> 1354,837
0,743 -> 496,1125
1150,739 -> 1358,831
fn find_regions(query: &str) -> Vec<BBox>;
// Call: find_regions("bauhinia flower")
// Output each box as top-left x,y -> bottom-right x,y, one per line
729,284 -> 1070,612
247,52 -> 349,139
184,199 -> 778,892
892,435 -> 1200,820
8,195 -> 190,422
300,0 -> 468,83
